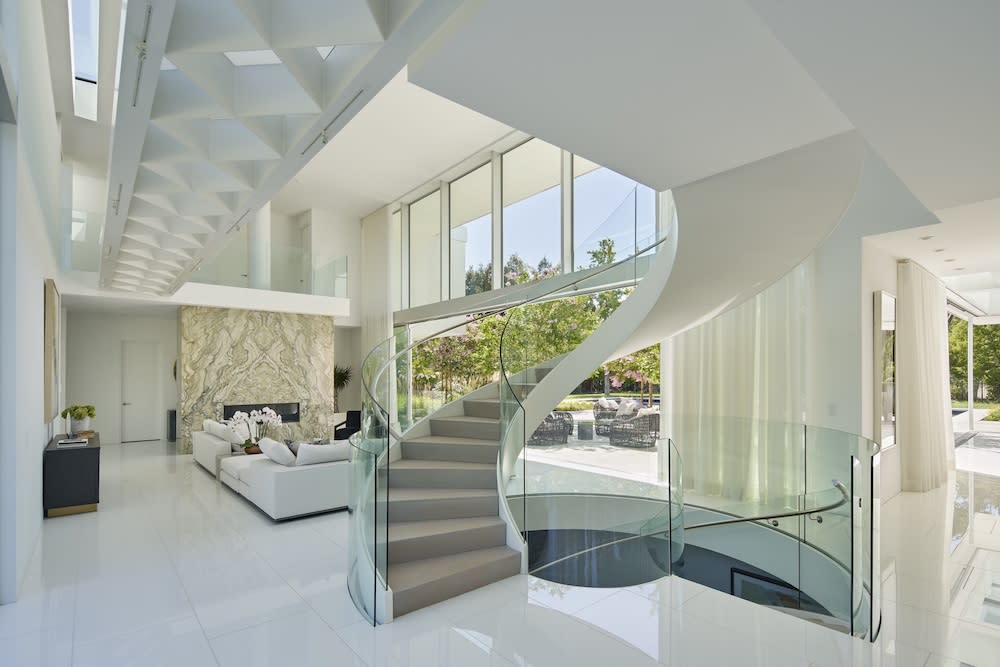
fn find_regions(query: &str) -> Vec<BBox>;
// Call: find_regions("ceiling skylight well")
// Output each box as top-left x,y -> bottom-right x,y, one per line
224,50 -> 282,66
69,0 -> 99,121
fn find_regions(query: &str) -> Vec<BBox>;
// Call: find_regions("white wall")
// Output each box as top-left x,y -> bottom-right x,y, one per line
0,0 -> 64,604
334,326 -> 362,411
65,311 -> 180,445
270,211 -> 303,293
309,208 -> 362,326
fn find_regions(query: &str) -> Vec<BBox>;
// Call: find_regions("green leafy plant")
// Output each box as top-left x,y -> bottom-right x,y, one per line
61,405 -> 96,420
984,407 -> 1000,422
334,365 -> 353,411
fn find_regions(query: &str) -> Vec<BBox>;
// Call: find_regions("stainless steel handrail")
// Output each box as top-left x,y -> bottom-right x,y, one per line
683,480 -> 850,531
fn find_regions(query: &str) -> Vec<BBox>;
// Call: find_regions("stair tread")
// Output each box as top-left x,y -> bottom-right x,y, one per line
388,546 -> 519,593
388,487 -> 497,501
432,415 -> 499,424
388,517 -> 505,542
404,435 -> 498,447
465,398 -> 501,404
392,459 -> 495,471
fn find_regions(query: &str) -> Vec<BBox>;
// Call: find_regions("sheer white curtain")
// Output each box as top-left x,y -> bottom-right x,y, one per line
896,260 -> 953,492
664,264 -> 809,504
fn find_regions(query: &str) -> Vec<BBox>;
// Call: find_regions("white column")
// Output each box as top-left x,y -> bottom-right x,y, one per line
491,152 -> 502,290
248,202 -> 271,290
561,150 -> 573,272
968,318 -> 974,433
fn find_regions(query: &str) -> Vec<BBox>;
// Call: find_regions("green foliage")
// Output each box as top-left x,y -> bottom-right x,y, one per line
334,365 -> 353,390
555,399 -> 595,411
985,407 -> 1000,422
61,405 -> 95,420
465,263 -> 493,295
949,318 -> 1000,401
605,344 -> 661,405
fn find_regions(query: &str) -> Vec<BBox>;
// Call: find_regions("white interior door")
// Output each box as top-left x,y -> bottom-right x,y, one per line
122,340 -> 160,443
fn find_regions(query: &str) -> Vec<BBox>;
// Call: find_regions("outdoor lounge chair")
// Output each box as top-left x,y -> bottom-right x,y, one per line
608,412 -> 660,448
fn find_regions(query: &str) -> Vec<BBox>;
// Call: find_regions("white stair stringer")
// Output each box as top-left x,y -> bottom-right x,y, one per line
515,131 -> 871,457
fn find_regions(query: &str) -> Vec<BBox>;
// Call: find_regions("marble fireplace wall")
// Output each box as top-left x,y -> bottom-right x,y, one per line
178,306 -> 336,454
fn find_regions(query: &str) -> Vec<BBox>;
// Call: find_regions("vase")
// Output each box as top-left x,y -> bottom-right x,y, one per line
244,445 -> 262,455
70,417 -> 91,435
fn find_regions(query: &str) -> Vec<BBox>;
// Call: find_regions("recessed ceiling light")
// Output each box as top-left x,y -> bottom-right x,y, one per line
934,248 -> 945,253
945,258 -> 956,262
919,235 -> 934,240
224,50 -> 281,66
955,267 -> 965,271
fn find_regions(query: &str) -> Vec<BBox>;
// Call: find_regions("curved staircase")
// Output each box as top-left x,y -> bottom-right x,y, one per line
386,387 -> 518,617
349,131 -> 887,624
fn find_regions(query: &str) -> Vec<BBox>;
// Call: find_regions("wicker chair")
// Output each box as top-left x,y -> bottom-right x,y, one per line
528,412 -> 575,445
608,412 -> 660,448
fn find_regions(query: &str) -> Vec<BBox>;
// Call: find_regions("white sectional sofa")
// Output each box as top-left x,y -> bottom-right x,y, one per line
192,420 -> 349,520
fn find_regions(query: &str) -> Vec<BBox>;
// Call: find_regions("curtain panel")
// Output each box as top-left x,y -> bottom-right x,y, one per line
896,260 -> 952,492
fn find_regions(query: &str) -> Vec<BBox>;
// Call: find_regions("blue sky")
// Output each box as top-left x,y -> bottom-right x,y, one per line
457,167 -> 656,271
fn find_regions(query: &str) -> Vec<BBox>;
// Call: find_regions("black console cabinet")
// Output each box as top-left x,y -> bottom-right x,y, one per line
43,433 -> 100,517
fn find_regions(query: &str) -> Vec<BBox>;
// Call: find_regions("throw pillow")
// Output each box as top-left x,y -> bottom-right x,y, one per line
259,437 -> 296,467
284,439 -> 301,455
636,407 -> 659,417
615,400 -> 639,418
296,441 -> 350,466
597,397 -> 619,410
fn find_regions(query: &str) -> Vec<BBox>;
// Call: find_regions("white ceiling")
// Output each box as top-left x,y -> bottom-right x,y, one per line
99,0 -> 466,295
745,1 -> 1000,312
61,292 -> 180,317
270,68 -> 512,219
408,0 -> 854,193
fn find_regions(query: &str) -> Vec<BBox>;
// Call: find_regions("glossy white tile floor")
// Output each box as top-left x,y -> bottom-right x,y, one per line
2,440 -> 999,666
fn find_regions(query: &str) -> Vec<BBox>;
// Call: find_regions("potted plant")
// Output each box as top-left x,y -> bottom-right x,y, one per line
230,407 -> 282,454
61,405 -> 96,435
334,365 -> 353,412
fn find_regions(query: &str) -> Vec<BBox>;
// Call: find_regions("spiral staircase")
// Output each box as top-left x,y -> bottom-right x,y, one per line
348,131 -> 884,637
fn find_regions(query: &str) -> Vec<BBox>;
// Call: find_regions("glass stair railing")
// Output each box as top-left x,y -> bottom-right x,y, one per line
348,186 -> 673,624
348,182 -> 882,641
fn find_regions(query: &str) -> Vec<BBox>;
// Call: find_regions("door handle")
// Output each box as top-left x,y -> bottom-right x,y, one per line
122,402 -> 131,406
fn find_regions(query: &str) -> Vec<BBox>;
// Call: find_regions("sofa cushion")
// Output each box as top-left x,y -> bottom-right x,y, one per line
597,397 -> 619,410
260,437 -> 296,467
296,442 -> 349,466
615,400 -> 639,417
219,453 -> 268,481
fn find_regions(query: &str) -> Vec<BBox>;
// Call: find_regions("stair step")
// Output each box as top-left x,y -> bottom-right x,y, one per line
389,546 -> 521,617
387,517 -> 507,564
387,459 -> 496,489
464,399 -> 501,420
401,435 -> 498,464
387,488 -> 498,522
431,415 -> 500,440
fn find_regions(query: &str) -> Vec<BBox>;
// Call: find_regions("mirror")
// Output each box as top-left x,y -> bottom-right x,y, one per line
874,291 -> 896,448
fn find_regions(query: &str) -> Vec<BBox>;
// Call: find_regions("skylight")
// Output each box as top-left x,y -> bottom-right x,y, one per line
69,0 -> 99,83
224,50 -> 282,66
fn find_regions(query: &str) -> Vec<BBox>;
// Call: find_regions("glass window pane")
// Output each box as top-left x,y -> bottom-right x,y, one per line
391,210 -> 402,311
502,139 -> 561,286
409,192 -> 441,307
450,164 -> 493,297
572,157 -> 656,269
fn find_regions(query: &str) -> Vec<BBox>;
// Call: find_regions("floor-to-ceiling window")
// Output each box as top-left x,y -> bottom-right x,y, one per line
572,158 -> 656,269
502,139 -> 561,286
409,192 -> 441,307
391,209 -> 402,311
450,164 -> 492,297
